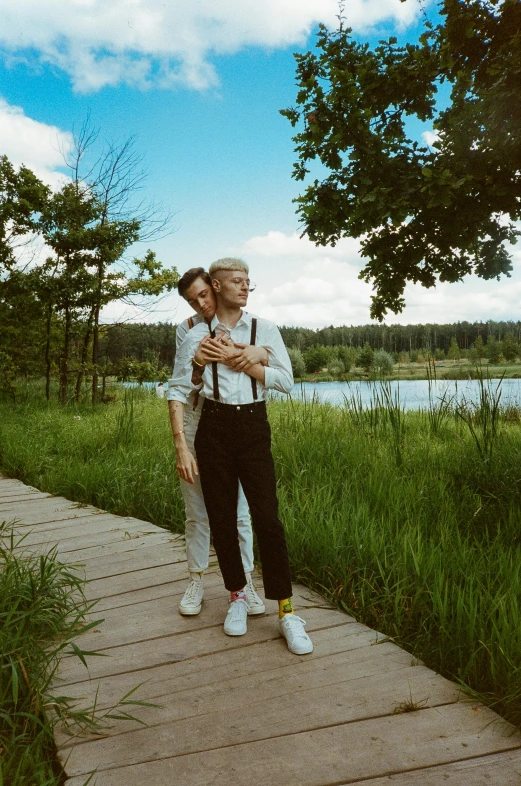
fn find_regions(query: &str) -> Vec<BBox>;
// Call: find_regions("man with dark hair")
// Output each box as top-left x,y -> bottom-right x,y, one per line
170,258 -> 313,655
168,267 -> 266,617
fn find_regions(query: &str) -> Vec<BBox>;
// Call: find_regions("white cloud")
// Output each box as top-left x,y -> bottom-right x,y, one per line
0,98 -> 72,187
238,230 -> 521,328
100,229 -> 521,328
421,129 -> 439,147
0,0 -> 423,92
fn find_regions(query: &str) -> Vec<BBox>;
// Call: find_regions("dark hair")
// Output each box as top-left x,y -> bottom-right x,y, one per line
177,267 -> 212,299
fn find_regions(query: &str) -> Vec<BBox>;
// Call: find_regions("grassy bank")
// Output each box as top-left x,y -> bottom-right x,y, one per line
1,381 -> 520,731
297,359 -> 521,383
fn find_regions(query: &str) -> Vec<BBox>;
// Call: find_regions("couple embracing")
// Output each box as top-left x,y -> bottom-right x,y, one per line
167,257 -> 313,656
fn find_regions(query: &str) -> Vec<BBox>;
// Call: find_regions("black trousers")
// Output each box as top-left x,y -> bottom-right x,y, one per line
194,399 -> 293,600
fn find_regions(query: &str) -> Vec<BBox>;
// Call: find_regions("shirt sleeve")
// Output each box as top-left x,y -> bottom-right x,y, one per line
175,319 -> 189,351
167,329 -> 204,402
261,321 -> 294,394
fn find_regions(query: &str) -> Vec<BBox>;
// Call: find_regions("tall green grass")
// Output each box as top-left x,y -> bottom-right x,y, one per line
1,380 -> 520,730
0,522 -> 98,785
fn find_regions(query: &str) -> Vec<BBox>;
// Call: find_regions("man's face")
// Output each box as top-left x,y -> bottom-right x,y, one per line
184,277 -> 217,320
212,269 -> 250,309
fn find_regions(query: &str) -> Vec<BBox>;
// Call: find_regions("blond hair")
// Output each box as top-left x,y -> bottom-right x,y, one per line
209,257 -> 249,277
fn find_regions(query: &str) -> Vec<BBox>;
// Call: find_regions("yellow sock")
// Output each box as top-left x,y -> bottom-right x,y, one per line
278,598 -> 294,618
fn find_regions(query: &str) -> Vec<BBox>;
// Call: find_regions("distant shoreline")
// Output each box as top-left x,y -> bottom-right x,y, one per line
294,360 -> 521,384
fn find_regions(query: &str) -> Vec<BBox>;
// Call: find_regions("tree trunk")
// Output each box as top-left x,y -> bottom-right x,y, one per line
101,366 -> 107,399
44,306 -> 53,401
91,259 -> 104,404
59,302 -> 71,404
75,309 -> 94,402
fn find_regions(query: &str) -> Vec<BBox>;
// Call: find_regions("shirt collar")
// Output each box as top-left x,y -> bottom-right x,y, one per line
210,310 -> 250,331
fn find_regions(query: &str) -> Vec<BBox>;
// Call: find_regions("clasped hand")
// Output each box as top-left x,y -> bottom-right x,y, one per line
198,332 -> 266,371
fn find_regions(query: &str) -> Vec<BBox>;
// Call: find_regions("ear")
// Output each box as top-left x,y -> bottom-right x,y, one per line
211,277 -> 220,293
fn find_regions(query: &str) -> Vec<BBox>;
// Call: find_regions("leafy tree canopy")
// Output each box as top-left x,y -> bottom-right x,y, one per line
281,0 -> 521,320
0,155 -> 49,270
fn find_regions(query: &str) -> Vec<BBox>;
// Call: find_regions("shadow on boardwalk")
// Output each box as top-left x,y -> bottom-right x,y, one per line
2,475 -> 521,785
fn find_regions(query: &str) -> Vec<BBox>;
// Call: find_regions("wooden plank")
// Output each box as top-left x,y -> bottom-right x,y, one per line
0,487 -> 42,499
344,748 -> 521,784
86,569 -> 224,612
60,666 -> 461,776
84,561 -> 203,601
74,594 -> 348,652
63,703 -> 521,786
58,642 -> 455,746
59,533 -> 184,568
0,491 -> 53,505
54,624 -> 389,709
9,512 -> 122,534
0,497 -> 100,520
56,607 -> 357,685
0,477 -> 30,488
85,561 -> 203,596
18,518 -> 161,547
0,505 -> 108,527
21,525 -> 172,556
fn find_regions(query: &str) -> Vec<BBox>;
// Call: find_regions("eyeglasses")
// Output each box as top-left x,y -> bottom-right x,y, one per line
229,277 -> 256,292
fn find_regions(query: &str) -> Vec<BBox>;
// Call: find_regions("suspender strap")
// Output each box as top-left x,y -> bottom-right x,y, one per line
250,318 -> 257,401
210,328 -> 220,401
187,316 -> 199,409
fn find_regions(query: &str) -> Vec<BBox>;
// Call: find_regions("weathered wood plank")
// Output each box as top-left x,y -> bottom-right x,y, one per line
18,520 -> 162,550
75,594 -> 348,652
56,606 -> 357,685
57,645 -> 457,748
9,512 -> 123,534
0,492 -> 53,505
59,534 -> 184,568
0,486 -> 42,498
60,667 -> 462,776
84,561 -> 214,601
0,497 -> 100,521
0,505 -> 108,527
344,748 -> 521,784
54,625 -> 392,710
63,703 -> 521,786
20,525 -> 172,556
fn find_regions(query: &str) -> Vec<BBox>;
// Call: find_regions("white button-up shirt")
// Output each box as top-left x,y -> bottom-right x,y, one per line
175,313 -> 204,351
167,311 -> 293,405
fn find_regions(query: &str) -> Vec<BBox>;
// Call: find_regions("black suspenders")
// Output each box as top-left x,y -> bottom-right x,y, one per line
210,327 -> 221,402
250,318 -> 258,401
210,318 -> 258,402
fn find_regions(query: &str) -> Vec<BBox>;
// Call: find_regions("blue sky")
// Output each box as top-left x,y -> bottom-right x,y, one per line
0,0 -> 519,329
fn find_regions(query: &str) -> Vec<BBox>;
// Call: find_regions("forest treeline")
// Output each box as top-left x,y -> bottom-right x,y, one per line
95,318 -> 521,366
3,315 -> 521,400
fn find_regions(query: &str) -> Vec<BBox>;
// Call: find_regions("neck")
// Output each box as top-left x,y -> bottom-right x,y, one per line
215,302 -> 243,329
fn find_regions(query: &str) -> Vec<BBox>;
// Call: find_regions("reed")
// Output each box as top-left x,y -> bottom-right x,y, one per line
0,521 -> 100,784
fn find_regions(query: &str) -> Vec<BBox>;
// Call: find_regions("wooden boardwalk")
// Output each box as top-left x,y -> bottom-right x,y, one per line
2,474 -> 521,785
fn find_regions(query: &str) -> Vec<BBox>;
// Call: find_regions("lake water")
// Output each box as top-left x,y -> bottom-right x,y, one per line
274,378 -> 521,411
129,378 -> 521,411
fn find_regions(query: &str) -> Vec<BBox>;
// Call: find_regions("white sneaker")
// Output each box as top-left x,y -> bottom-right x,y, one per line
245,573 -> 266,615
223,599 -> 248,636
179,578 -> 204,615
279,614 -> 313,655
